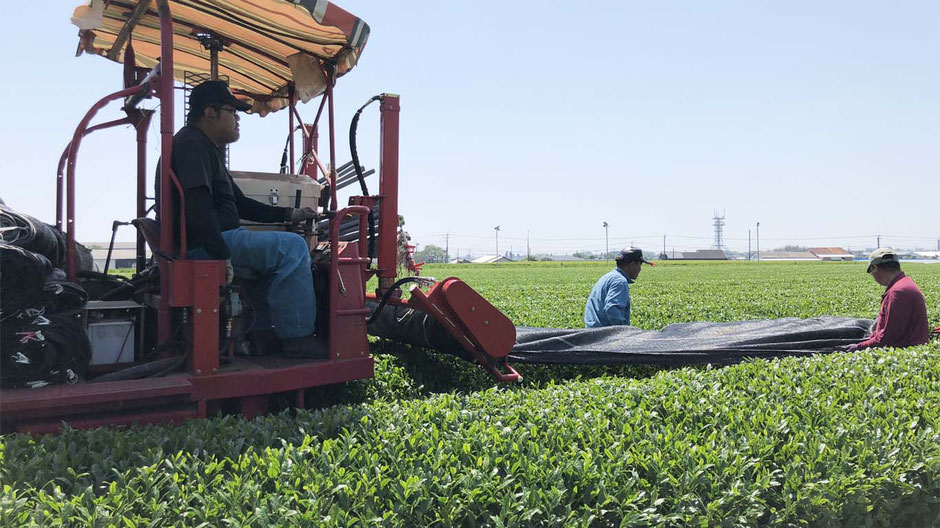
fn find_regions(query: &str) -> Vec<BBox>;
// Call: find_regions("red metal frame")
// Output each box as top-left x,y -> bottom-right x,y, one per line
376,95 -> 400,293
328,206 -> 372,360
64,85 -> 146,281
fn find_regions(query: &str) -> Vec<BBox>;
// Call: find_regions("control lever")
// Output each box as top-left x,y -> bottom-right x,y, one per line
295,190 -> 315,248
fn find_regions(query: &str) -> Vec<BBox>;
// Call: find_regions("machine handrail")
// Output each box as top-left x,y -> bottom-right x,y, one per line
329,205 -> 371,259
64,84 -> 147,280
56,117 -> 134,231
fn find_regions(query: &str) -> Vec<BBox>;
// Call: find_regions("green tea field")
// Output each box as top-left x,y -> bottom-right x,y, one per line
2,261 -> 938,526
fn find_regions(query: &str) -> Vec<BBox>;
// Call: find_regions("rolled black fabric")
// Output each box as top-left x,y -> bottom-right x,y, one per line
0,205 -> 65,267
0,313 -> 91,388
40,276 -> 89,316
0,243 -> 51,316
366,301 -> 472,361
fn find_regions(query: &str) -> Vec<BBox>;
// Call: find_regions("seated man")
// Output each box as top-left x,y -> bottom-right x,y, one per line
156,81 -> 322,357
843,248 -> 929,352
584,247 -> 653,327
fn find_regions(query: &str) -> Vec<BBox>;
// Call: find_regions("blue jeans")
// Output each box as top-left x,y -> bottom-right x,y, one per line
188,227 -> 315,339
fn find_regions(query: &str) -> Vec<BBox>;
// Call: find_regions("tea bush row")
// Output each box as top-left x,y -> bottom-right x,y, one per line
2,343 -> 938,527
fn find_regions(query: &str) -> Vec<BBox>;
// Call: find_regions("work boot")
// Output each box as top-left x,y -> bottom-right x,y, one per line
244,329 -> 280,356
281,334 -> 329,359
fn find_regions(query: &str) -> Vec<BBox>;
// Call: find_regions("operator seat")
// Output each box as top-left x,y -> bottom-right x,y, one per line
132,218 -> 161,254
132,217 -> 176,260
133,217 -> 273,355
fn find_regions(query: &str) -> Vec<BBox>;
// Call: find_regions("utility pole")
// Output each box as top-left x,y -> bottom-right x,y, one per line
603,222 -> 609,263
494,225 -> 500,256
526,230 -> 531,261
444,233 -> 449,263
748,229 -> 751,261
756,222 -> 760,263
877,235 -> 881,248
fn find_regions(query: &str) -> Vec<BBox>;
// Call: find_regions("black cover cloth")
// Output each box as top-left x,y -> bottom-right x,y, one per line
510,317 -> 873,366
367,301 -> 873,367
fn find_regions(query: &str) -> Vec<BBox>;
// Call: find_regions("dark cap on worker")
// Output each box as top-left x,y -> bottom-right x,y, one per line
189,80 -> 251,118
867,247 -> 899,273
615,247 -> 652,265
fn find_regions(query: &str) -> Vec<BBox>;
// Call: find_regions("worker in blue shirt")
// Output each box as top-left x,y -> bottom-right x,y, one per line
584,247 -> 653,327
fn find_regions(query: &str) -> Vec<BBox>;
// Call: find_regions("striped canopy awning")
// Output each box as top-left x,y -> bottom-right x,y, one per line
71,0 -> 369,115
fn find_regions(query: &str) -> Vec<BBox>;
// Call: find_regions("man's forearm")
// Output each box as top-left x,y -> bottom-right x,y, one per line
233,183 -> 292,223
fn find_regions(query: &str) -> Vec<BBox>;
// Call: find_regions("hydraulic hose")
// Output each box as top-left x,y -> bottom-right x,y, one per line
365,276 -> 425,325
278,130 -> 293,174
349,95 -> 384,260
90,356 -> 182,382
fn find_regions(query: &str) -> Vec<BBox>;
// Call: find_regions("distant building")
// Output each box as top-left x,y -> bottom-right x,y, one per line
471,255 -> 514,264
759,251 -> 818,261
675,249 -> 728,260
808,247 -> 853,261
536,254 -> 587,262
89,242 -> 149,271
914,251 -> 940,260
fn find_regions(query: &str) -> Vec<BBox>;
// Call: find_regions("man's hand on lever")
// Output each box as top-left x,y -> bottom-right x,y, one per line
289,207 -> 317,223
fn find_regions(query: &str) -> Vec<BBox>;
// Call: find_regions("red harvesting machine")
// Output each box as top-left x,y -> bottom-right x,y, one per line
0,0 -> 519,434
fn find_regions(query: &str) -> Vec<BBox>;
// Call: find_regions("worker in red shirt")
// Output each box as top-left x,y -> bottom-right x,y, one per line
843,248 -> 930,352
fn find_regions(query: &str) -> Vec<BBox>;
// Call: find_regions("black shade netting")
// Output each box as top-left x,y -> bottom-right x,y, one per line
0,204 -> 94,271
1,243 -> 52,316
0,204 -> 65,267
1,313 -> 91,388
367,301 -> 873,367
510,317 -> 873,366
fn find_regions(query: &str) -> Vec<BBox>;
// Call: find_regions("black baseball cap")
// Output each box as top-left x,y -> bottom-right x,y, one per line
189,81 -> 251,119
615,247 -> 653,265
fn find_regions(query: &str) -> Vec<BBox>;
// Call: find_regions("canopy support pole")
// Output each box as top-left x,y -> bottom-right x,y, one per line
107,0 -> 153,61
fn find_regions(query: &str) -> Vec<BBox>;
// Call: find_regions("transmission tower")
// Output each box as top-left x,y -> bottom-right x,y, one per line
711,210 -> 729,252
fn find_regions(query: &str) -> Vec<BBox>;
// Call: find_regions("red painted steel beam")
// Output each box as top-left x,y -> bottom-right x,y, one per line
0,375 -> 193,414
135,110 -> 155,272
301,122 -> 318,180
377,94 -> 400,290
15,407 -> 198,435
190,357 -> 374,400
288,84 -> 295,174
156,0 -> 178,345
189,260 -> 223,376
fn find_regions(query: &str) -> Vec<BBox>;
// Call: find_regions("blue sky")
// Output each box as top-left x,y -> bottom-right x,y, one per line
1,1 -> 937,256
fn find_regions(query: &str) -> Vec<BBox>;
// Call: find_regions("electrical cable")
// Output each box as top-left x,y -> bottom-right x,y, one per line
90,356 -> 181,383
